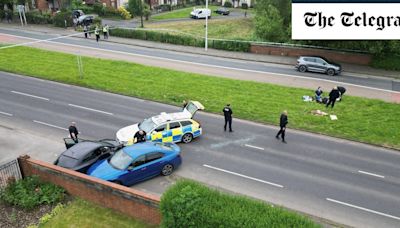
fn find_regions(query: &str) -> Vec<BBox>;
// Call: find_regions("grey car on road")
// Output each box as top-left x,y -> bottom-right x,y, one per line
295,56 -> 341,76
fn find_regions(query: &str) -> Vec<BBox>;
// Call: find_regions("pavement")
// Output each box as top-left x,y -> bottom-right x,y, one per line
1,22 -> 399,79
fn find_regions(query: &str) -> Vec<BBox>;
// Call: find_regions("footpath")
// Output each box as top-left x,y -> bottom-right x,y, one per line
1,22 -> 399,79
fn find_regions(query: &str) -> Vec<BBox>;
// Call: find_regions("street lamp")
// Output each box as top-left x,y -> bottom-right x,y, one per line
205,0 -> 208,51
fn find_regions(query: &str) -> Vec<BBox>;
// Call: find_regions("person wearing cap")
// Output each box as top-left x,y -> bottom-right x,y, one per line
326,86 -> 340,108
337,86 -> 346,101
276,110 -> 288,143
222,104 -> 233,132
68,122 -> 79,143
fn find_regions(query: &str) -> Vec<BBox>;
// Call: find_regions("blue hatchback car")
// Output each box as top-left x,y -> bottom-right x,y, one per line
87,142 -> 181,186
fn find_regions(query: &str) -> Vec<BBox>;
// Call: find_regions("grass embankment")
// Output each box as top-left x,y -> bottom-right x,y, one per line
0,46 -> 399,149
151,5 -> 220,20
42,199 -> 154,228
147,18 -> 255,40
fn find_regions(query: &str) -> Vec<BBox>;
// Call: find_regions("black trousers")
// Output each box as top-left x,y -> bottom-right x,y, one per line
224,118 -> 232,131
96,34 -> 100,42
326,99 -> 336,108
84,32 -> 88,38
276,127 -> 286,141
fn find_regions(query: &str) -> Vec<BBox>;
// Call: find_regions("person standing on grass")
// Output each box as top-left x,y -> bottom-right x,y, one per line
95,25 -> 100,42
337,86 -> 346,101
223,104 -> 233,132
326,87 -> 340,108
276,110 -> 288,143
68,122 -> 79,143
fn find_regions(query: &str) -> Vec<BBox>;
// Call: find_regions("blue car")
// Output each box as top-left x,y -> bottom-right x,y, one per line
87,142 -> 181,186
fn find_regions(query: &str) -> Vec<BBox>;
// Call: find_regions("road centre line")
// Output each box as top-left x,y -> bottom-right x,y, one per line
68,104 -> 114,115
358,170 -> 385,178
33,120 -> 68,131
11,90 -> 50,101
0,111 -> 13,116
2,33 -> 399,95
244,144 -> 265,150
203,164 -> 284,188
326,198 -> 400,221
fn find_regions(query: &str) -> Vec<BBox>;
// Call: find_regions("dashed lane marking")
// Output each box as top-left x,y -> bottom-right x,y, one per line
0,111 -> 13,116
33,120 -> 68,131
68,103 -> 114,115
244,144 -> 265,150
358,170 -> 385,179
11,90 -> 50,101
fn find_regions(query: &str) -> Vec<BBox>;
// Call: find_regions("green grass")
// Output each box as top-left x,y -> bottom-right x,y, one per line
0,46 -> 399,149
41,199 -> 154,228
151,5 -> 220,20
146,18 -> 255,40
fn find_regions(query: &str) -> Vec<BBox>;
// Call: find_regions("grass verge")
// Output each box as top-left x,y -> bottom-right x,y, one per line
0,46 -> 399,149
151,5 -> 219,20
40,198 -> 154,228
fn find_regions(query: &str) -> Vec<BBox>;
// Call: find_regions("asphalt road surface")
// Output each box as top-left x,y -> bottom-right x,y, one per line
1,28 -> 400,103
1,72 -> 399,228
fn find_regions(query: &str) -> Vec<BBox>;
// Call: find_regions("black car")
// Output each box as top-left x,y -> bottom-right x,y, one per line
72,10 -> 84,19
54,139 -> 122,173
215,7 -> 230,16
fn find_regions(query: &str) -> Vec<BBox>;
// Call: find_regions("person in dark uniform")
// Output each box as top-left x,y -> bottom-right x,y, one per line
133,130 -> 146,143
337,86 -> 346,101
315,86 -> 323,103
182,100 -> 188,109
326,87 -> 341,108
275,111 -> 288,143
222,104 -> 233,132
68,122 -> 79,143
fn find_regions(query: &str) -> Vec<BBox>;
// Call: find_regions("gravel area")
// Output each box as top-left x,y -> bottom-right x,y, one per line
0,202 -> 54,228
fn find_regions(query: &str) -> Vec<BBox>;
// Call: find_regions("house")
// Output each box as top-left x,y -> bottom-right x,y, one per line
222,0 -> 251,8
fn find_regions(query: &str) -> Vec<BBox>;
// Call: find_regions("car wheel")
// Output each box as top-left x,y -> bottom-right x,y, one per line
181,133 -> 193,143
327,68 -> 335,76
298,65 -> 307,73
161,164 -> 174,176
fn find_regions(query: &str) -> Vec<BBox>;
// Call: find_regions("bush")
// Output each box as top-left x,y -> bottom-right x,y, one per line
0,176 -> 65,210
104,6 -> 121,17
210,39 -> 250,52
25,10 -> 53,24
93,2 -> 105,16
242,3 -> 248,9
371,54 -> 400,71
223,1 -> 233,7
118,6 -> 132,19
160,180 -> 321,228
53,11 -> 73,27
154,4 -> 171,12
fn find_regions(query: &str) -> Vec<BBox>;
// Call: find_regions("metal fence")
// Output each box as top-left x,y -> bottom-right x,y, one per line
0,159 -> 22,189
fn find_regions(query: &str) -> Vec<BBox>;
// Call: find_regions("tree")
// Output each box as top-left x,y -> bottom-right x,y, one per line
128,0 -> 144,28
254,3 -> 286,42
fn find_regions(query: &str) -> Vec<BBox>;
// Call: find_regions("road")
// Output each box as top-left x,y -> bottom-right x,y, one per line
0,27 -> 399,104
1,72 -> 399,228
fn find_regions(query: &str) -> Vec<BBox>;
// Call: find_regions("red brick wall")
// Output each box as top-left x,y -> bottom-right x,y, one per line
36,0 -> 49,11
250,45 -> 372,65
18,155 -> 161,225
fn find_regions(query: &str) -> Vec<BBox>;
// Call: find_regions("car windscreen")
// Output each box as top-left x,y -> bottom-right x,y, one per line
109,149 -> 134,170
138,118 -> 156,132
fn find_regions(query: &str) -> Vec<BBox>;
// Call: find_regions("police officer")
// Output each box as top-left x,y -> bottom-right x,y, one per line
103,24 -> 109,39
326,86 -> 340,108
68,122 -> 79,143
222,104 -> 233,132
133,130 -> 146,143
95,25 -> 100,42
276,111 -> 288,143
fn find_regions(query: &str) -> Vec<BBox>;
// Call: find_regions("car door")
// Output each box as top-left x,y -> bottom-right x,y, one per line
305,57 -> 318,72
149,124 -> 167,142
145,152 -> 165,177
120,155 -> 148,186
315,58 -> 328,72
169,122 -> 182,143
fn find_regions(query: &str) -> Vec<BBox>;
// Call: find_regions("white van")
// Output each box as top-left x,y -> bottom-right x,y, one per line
190,8 -> 211,19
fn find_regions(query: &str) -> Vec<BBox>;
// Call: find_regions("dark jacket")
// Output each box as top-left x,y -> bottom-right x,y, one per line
223,106 -> 233,119
315,88 -> 323,96
337,86 -> 346,95
68,125 -> 78,139
329,89 -> 340,100
134,131 -> 146,143
279,114 -> 288,128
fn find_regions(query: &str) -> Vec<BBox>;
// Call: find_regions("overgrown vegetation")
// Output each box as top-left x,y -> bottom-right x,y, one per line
0,176 -> 65,210
0,46 -> 399,149
161,180 -> 321,227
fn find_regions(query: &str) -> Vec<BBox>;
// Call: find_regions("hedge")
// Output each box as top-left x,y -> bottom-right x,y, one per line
160,180 -> 321,228
25,10 -> 53,24
109,28 -> 250,52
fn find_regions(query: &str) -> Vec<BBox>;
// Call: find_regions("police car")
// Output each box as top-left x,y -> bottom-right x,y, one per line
116,101 -> 204,145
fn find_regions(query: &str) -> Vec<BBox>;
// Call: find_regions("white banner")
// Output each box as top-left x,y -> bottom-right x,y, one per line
292,3 -> 400,39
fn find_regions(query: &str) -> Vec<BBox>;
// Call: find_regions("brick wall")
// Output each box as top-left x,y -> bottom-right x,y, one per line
18,155 -> 161,225
250,45 -> 372,65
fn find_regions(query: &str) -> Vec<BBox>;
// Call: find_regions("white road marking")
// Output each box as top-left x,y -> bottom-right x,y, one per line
68,104 -> 114,115
11,90 -> 50,101
358,170 -> 385,179
2,33 -> 399,95
0,111 -> 13,116
326,198 -> 400,221
210,137 -> 255,149
244,144 -> 265,150
203,164 -> 284,188
33,120 -> 68,131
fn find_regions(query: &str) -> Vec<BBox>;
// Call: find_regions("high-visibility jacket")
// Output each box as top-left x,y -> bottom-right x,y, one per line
95,28 -> 100,35
103,26 -> 108,33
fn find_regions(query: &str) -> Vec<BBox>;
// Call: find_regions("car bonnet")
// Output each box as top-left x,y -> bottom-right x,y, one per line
116,124 -> 139,143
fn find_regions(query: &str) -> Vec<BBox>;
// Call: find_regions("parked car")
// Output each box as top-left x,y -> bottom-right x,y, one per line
295,56 -> 342,76
87,142 -> 182,186
190,8 -> 211,19
215,7 -> 230,15
72,9 -> 84,19
77,15 -> 94,26
116,101 -> 204,145
54,139 -> 122,173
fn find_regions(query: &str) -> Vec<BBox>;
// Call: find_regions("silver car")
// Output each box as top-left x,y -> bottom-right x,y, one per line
295,56 -> 341,76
